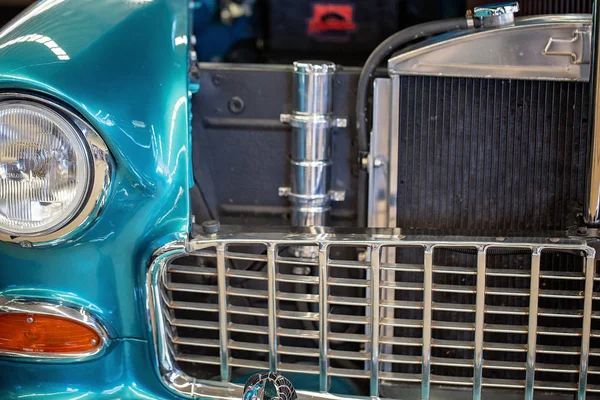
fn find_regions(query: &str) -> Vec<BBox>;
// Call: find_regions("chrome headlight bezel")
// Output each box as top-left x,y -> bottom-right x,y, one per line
0,93 -> 112,246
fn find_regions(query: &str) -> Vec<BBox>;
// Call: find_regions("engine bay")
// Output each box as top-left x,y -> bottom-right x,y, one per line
169,2 -> 600,399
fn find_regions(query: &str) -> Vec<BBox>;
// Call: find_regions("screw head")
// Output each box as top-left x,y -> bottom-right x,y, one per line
19,241 -> 32,248
26,317 -> 34,324
212,73 -> 224,86
360,157 -> 369,170
90,338 -> 98,346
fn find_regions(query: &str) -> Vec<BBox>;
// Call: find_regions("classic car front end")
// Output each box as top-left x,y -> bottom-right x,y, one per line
2,0 -> 600,399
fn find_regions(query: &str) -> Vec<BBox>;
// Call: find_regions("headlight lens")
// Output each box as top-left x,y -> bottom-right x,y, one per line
0,101 -> 91,236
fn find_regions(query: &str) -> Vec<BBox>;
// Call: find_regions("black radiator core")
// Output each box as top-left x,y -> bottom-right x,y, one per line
518,0 -> 593,15
396,77 -> 590,233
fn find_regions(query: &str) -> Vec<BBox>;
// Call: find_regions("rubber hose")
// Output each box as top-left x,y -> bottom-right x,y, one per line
356,17 -> 472,154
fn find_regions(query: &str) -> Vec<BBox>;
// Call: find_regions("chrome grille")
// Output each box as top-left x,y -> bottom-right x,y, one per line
148,229 -> 600,399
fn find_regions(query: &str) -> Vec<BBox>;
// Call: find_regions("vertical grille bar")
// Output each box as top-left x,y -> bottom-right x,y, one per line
472,247 -> 487,399
267,244 -> 278,372
216,243 -> 230,381
370,245 -> 381,397
525,248 -> 541,399
421,246 -> 433,400
319,244 -> 329,392
381,247 -> 396,373
578,253 -> 596,398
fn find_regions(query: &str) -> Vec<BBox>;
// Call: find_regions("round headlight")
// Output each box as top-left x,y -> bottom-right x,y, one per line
0,96 -> 109,242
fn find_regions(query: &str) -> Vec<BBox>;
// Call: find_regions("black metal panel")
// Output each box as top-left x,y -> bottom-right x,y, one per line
191,64 -> 360,226
396,77 -> 590,233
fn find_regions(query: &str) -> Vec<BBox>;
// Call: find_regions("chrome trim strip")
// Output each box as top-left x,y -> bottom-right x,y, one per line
388,15 -> 592,81
148,229 -> 598,400
421,246 -> 433,400
368,78 -> 392,228
525,249 -> 541,400
319,244 -> 329,392
267,244 -> 278,372
472,247 -> 487,399
584,0 -> 600,226
578,253 -> 596,398
216,243 -> 230,381
369,245 -> 381,397
0,296 -> 110,361
387,77 -> 400,229
0,92 -> 113,246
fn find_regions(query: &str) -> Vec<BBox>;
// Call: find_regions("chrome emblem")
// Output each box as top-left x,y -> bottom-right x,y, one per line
243,372 -> 297,400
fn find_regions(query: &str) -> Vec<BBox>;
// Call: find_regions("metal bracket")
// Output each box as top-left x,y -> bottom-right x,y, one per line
543,30 -> 591,65
278,186 -> 346,202
280,113 -> 348,128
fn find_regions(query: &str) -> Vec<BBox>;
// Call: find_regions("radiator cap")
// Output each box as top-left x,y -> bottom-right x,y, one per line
474,1 -> 519,27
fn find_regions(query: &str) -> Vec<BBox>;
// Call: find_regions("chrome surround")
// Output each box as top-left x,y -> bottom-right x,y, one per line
0,93 -> 113,246
0,296 -> 111,361
147,228 -> 598,400
367,78 -> 391,229
388,15 -> 592,81
585,5 -> 600,226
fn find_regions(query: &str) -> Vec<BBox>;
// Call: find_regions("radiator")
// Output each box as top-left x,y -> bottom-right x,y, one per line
148,229 -> 600,399
395,77 -> 590,233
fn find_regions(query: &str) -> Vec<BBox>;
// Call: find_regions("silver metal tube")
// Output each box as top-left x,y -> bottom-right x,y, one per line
585,1 -> 600,225
281,61 -> 338,227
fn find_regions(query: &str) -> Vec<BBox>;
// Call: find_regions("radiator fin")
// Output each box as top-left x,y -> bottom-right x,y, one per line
396,77 -> 589,233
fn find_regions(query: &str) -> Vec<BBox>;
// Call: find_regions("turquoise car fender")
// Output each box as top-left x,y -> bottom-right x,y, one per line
0,0 -> 193,397
0,0 -> 192,337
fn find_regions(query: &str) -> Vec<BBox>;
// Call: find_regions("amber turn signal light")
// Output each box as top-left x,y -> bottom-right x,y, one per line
0,313 -> 101,354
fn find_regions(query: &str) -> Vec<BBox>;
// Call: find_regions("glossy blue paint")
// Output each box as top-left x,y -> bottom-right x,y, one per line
0,0 -> 193,399
0,0 -> 191,336
0,0 -> 193,395
0,339 -> 180,399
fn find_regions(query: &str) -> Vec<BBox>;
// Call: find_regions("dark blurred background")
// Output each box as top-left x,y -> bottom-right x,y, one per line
0,0 -> 33,27
0,0 -> 594,65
